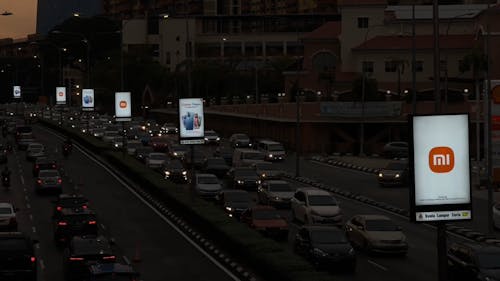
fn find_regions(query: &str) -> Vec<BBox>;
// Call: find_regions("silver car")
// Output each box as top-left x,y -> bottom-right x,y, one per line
26,143 -> 45,161
195,173 -> 222,199
146,153 -> 168,169
257,180 -> 294,208
0,202 -> 17,231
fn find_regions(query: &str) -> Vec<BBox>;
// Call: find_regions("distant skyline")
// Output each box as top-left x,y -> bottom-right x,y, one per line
0,0 -> 38,39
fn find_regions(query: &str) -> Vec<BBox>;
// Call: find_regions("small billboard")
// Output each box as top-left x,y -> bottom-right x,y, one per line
179,98 -> 204,144
115,92 -> 131,121
56,87 -> 66,105
13,86 -> 21,99
81,89 -> 94,111
410,114 -> 472,222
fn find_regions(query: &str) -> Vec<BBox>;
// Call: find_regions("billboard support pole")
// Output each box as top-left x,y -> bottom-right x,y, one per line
190,144 -> 195,202
437,223 -> 447,281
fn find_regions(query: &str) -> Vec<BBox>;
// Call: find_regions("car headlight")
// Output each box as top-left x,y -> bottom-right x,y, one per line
173,152 -> 178,156
395,174 -> 400,178
165,171 -> 171,175
312,248 -> 328,257
249,143 -> 252,146
348,248 -> 355,255
237,180 -> 244,184
182,171 -> 187,175
256,180 -> 261,184
216,137 -> 220,141
114,144 -> 119,147
261,173 -> 266,178
268,154 -> 273,158
204,138 -> 209,141
378,173 -> 383,178
273,196 -> 281,201
225,206 -> 232,212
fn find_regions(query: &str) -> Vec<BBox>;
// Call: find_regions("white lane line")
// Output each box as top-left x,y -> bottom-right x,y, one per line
100,224 -> 106,230
40,259 -> 45,271
29,214 -> 33,221
368,260 -> 388,271
24,195 -> 29,201
35,244 -> 40,249
26,203 -> 31,209
32,226 -> 36,233
23,187 -> 27,192
20,175 -> 24,185
123,256 -> 131,265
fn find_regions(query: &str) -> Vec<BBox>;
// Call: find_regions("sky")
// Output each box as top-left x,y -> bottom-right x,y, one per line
0,0 -> 37,39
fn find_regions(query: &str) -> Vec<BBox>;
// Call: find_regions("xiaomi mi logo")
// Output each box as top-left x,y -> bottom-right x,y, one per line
429,146 -> 454,173
119,101 -> 127,108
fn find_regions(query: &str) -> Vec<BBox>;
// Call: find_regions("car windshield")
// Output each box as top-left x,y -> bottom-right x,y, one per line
308,195 -> 337,206
0,207 -> 12,214
269,183 -> 292,192
168,161 -> 184,169
255,163 -> 274,170
104,131 -> 119,137
16,126 -> 32,133
205,131 -> 217,136
198,176 -> 219,184
477,253 -> 500,269
30,144 -> 43,150
243,152 -> 264,160
235,134 -> 248,140
127,143 -> 142,148
310,229 -> 348,244
365,220 -> 400,231
268,144 -> 284,151
39,170 -> 59,177
150,154 -> 167,160
385,162 -> 407,170
253,209 -> 282,220
234,169 -> 256,177
207,159 -> 226,166
226,192 -> 250,203
60,198 -> 87,207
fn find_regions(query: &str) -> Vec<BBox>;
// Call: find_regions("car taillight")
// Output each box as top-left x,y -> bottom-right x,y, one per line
82,205 -> 88,209
88,220 -> 97,225
36,179 -> 42,184
52,164 -> 56,168
30,256 -> 36,263
69,257 -> 84,261
35,165 -> 39,169
57,178 -> 62,184
102,255 -> 115,260
58,221 -> 67,226
56,206 -> 62,211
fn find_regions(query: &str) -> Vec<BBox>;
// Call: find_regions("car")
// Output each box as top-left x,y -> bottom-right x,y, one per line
35,169 -> 63,194
0,232 -> 37,281
204,130 -> 220,144
134,146 -> 154,163
163,159 -> 188,183
52,194 -> 89,217
252,162 -> 284,180
195,173 -> 223,199
126,140 -> 142,155
53,208 -> 98,244
26,142 -> 45,161
146,152 -> 168,169
240,206 -> 288,240
377,161 -> 409,187
257,140 -> 286,161
493,203 -> 500,229
216,190 -> 252,219
203,157 -> 230,178
382,141 -> 408,158
84,263 -> 140,281
92,128 -> 105,139
0,202 -> 18,231
17,134 -> 36,150
232,148 -> 265,167
293,225 -> 356,271
149,136 -> 170,152
227,167 -> 261,190
102,130 -> 120,143
63,235 -> 116,281
344,215 -> 408,255
111,137 -> 124,150
161,122 -> 178,134
15,125 -> 33,141
213,146 -> 233,166
229,133 -> 252,148
169,144 -> 188,159
447,242 -> 500,281
290,188 -> 343,225
184,149 -> 207,169
33,157 -> 57,177
257,180 -> 294,208
147,124 -> 162,137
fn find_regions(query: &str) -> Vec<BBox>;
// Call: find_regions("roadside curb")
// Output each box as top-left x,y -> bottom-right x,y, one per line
310,156 -> 381,174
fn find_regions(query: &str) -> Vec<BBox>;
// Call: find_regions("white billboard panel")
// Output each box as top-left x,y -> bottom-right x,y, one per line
82,89 -> 94,111
56,87 -> 66,105
115,92 -> 131,121
13,86 -> 21,99
179,98 -> 204,142
411,114 -> 471,222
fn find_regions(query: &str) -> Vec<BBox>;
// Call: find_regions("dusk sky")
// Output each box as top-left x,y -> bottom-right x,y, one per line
0,0 -> 37,39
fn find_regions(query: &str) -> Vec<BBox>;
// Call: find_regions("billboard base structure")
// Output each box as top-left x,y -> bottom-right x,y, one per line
115,117 -> 131,122
180,139 -> 204,145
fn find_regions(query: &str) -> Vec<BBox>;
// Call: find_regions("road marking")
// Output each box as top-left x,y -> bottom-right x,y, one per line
26,203 -> 31,209
23,187 -> 27,192
368,260 -> 388,271
29,214 -> 33,221
310,160 -> 376,175
20,175 -> 24,185
123,256 -> 131,265
35,244 -> 40,249
24,195 -> 29,201
32,226 -> 36,233
100,224 -> 106,230
40,259 -> 45,270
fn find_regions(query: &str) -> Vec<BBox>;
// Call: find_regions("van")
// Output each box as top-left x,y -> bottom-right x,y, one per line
232,148 -> 265,167
258,140 -> 286,161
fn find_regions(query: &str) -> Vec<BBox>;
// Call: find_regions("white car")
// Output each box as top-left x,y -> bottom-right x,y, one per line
26,143 -> 45,160
195,173 -> 222,199
204,130 -> 221,144
290,188 -> 342,225
0,202 -> 17,231
146,152 -> 168,169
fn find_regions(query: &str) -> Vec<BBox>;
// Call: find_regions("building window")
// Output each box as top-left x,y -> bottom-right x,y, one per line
357,17 -> 369,28
415,61 -> 423,72
362,61 -> 374,73
385,61 -> 398,72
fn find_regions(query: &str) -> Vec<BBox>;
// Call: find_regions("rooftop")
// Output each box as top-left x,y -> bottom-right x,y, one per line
352,34 -> 475,51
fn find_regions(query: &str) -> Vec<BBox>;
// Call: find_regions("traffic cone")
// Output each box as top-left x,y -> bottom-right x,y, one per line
132,241 -> 142,263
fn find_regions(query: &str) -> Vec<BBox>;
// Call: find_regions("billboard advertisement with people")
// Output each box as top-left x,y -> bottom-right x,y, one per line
82,89 -> 94,111
179,98 -> 204,144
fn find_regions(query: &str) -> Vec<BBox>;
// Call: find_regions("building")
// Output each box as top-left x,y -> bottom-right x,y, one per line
36,0 -> 103,34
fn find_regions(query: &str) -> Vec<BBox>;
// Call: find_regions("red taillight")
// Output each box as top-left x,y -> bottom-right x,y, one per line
88,220 -> 96,225
82,205 -> 88,209
35,165 -> 39,169
58,221 -> 67,226
57,178 -> 62,184
102,255 -> 115,260
52,164 -> 56,168
30,256 -> 36,263
56,206 -> 62,211
36,179 -> 42,184
69,257 -> 84,261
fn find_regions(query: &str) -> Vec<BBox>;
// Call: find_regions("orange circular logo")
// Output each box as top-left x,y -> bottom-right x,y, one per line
58,92 -> 64,96
119,100 -> 127,108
